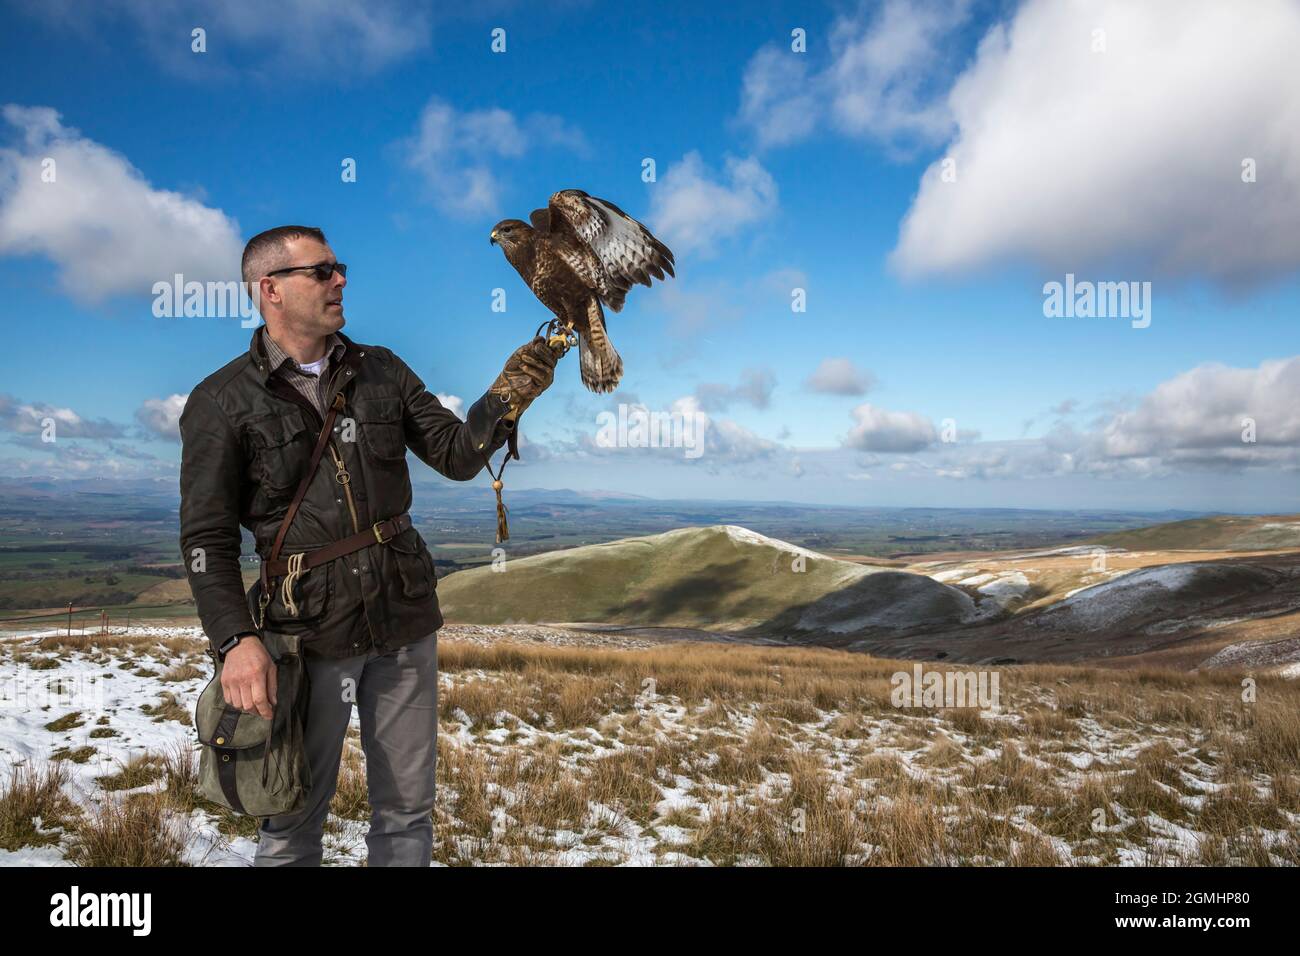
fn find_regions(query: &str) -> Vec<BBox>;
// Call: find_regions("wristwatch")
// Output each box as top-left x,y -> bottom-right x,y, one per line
217,633 -> 244,661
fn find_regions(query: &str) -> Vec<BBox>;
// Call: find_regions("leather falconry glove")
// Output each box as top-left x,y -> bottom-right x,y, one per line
482,336 -> 562,545
491,336 -> 560,420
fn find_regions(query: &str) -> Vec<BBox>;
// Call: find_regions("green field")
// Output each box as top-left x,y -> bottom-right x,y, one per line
0,477 -> 1210,615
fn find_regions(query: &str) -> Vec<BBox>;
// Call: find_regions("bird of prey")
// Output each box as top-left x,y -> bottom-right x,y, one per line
490,189 -> 675,393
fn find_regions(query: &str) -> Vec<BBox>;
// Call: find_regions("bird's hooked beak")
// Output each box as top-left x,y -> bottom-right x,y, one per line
489,229 -> 499,246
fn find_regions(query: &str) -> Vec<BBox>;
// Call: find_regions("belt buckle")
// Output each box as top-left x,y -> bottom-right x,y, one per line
372,521 -> 390,544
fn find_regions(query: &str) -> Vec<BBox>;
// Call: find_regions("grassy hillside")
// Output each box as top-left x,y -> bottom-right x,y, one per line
1088,514 -> 1300,552
436,524 -> 977,635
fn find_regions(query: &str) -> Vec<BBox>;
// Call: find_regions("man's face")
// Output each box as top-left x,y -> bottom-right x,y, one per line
261,236 -> 346,336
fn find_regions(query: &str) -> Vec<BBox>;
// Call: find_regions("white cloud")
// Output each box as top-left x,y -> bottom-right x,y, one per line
135,394 -> 188,442
401,98 -> 587,218
738,46 -> 819,148
739,0 -> 970,151
844,403 -> 937,452
805,358 -> 876,396
435,393 -> 465,419
649,152 -> 777,257
883,356 -> 1300,481
1102,357 -> 1300,460
32,0 -> 431,77
695,368 -> 776,412
0,106 -> 243,302
0,392 -> 125,439
892,0 -> 1300,284
547,393 -> 786,472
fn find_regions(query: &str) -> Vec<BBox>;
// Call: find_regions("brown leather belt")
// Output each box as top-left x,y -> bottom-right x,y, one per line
262,512 -> 412,577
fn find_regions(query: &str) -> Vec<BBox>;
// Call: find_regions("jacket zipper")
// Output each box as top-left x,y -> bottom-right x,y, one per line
327,439 -> 361,534
321,363 -> 361,535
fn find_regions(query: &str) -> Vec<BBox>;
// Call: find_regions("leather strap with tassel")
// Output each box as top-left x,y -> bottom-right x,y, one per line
481,404 -> 522,543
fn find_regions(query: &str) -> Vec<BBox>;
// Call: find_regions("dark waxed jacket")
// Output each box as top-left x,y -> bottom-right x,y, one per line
179,326 -> 515,659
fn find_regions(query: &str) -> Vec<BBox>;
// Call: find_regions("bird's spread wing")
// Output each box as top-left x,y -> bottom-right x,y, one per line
544,189 -> 675,311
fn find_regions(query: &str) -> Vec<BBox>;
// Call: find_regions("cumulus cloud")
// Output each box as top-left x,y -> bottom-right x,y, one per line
0,106 -> 243,302
874,356 -> 1300,483
805,358 -> 876,396
892,0 -> 1300,284
135,394 -> 188,442
739,0 -> 971,151
435,393 -> 464,419
695,368 -> 776,412
0,392 -> 125,439
545,393 -> 787,474
30,0 -> 431,77
844,403 -> 937,452
649,151 -> 777,257
1101,357 -> 1300,461
400,98 -> 587,217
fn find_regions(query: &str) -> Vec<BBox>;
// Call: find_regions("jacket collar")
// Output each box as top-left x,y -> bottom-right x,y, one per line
248,324 -> 364,386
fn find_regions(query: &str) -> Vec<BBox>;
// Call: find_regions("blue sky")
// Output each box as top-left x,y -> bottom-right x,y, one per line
2,0 -> 1299,512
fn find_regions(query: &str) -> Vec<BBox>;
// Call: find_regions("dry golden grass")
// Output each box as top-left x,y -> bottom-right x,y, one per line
4,632 -> 1296,866
161,662 -> 204,682
0,762 -> 81,850
96,752 -> 166,792
67,792 -> 190,866
35,632 -> 205,658
424,638 -> 1300,866
141,690 -> 191,725
329,745 -> 372,821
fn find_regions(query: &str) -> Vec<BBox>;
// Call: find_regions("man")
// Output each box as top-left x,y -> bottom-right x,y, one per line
179,225 -> 556,866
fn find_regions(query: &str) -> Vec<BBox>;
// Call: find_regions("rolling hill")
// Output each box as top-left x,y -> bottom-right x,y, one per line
435,524 -> 980,638
437,520 -> 1300,668
1087,514 -> 1300,551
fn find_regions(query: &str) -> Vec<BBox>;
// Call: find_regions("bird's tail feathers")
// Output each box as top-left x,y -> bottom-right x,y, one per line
578,326 -> 623,393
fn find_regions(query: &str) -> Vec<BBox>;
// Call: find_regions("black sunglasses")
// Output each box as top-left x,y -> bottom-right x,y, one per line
265,260 -> 347,282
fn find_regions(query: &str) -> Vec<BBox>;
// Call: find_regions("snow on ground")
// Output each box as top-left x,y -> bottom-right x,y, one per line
1041,564 -> 1202,630
719,524 -> 833,564
3,627 -> 1296,866
1199,637 -> 1300,675
0,630 -> 351,866
928,569 -> 1033,608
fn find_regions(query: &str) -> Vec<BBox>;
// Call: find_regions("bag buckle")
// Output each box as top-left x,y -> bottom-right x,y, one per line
372,521 -> 391,544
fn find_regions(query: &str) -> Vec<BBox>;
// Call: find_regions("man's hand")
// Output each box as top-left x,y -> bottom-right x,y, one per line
491,336 -> 559,415
220,634 -> 277,720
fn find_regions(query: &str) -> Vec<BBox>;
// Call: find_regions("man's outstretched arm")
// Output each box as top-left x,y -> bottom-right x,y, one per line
392,339 -> 557,481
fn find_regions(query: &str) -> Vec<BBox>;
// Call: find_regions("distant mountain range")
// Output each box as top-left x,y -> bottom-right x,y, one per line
438,517 -> 1300,671
1087,514 -> 1300,551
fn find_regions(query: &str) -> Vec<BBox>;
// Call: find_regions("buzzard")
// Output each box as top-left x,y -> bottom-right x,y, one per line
490,189 -> 675,393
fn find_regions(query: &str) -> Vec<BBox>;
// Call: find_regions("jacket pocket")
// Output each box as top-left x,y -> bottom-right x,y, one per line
386,526 -> 436,600
257,554 -> 335,626
353,396 -> 406,462
247,413 -> 314,498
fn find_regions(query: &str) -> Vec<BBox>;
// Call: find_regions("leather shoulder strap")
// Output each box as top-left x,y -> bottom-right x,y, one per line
260,393 -> 345,592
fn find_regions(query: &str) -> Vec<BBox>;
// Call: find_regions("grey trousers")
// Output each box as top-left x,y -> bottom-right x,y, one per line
253,629 -> 439,867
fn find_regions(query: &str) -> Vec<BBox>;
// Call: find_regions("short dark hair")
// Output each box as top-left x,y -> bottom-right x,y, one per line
241,225 -> 328,287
